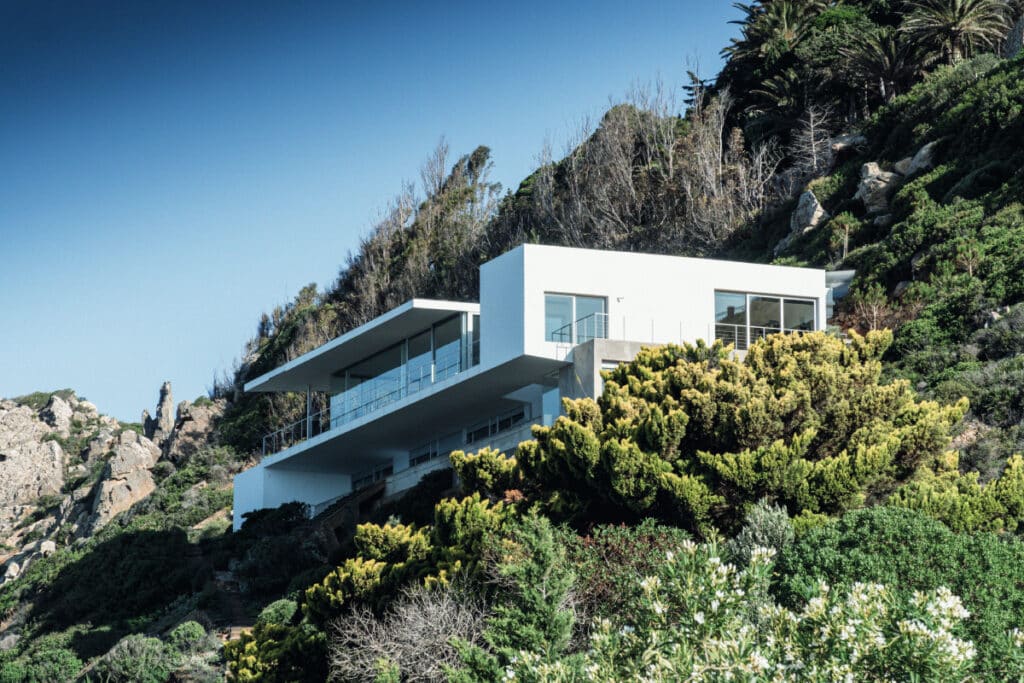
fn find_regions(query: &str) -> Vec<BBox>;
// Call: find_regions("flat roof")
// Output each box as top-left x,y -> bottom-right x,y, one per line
245,298 -> 479,393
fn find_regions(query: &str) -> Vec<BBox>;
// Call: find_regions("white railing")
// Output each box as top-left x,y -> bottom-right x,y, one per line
713,323 -> 812,351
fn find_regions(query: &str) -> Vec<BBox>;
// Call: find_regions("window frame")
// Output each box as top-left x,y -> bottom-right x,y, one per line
544,292 -> 608,344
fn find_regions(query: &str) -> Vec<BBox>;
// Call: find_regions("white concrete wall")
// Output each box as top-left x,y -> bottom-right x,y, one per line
263,467 -> 352,513
232,464 -> 352,530
479,246 -> 526,367
233,466 -> 265,530
499,244 -> 826,360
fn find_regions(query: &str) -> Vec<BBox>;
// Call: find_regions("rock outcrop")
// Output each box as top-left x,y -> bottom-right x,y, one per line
164,398 -> 224,462
774,190 -> 829,256
790,190 -> 829,234
0,401 -> 65,537
905,140 -> 938,177
831,133 -> 866,155
87,430 -> 162,533
39,395 -> 73,436
854,162 -> 902,214
142,381 -> 175,448
1,382 -> 222,586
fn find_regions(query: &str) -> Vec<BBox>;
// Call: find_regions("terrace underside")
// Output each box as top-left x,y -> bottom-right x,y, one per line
263,355 -> 564,473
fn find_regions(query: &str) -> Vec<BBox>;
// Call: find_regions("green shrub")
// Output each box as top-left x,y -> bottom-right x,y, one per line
25,647 -> 82,683
167,620 -> 207,652
0,662 -> 27,683
256,599 -> 298,628
224,621 -> 327,683
890,454 -> 1024,533
450,514 -> 575,681
775,506 -> 1024,680
474,331 -> 964,535
94,634 -> 173,683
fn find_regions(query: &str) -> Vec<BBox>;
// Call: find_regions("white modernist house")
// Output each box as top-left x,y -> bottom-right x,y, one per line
232,244 -> 829,529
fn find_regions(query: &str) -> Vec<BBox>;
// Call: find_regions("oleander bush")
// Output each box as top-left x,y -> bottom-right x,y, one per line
505,540 -> 1024,682
774,506 -> 1024,680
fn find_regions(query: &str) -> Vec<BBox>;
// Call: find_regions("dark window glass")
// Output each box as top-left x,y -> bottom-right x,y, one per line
715,291 -> 747,349
471,314 -> 481,366
748,296 -> 782,337
406,330 -> 432,392
433,316 -> 462,380
784,299 -> 815,331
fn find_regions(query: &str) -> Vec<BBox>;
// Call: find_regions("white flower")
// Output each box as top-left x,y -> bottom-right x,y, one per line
694,611 -> 705,625
640,575 -> 661,594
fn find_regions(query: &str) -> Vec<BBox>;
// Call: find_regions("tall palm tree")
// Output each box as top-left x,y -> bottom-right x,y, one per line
900,0 -> 1012,64
722,1 -> 826,66
841,27 -> 933,104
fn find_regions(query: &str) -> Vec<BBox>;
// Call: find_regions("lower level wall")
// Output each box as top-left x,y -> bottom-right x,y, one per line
233,466 -> 352,530
560,338 -> 650,401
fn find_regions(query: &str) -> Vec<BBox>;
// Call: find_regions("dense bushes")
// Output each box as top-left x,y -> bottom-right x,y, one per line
774,506 -> 1024,679
505,540 -> 1021,681
461,331 -> 965,535
891,454 -> 1024,532
303,494 -> 509,629
563,519 -> 692,625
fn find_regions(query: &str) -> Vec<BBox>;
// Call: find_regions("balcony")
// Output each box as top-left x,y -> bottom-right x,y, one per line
261,337 -> 480,456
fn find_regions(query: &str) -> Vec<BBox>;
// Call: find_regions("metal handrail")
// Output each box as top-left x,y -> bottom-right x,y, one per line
713,322 -> 812,351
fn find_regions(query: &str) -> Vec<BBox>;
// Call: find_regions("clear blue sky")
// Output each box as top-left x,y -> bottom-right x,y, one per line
0,1 -> 741,422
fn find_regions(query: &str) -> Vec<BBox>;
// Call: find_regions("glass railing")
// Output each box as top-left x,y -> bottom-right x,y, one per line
261,339 -> 480,456
550,312 -> 609,344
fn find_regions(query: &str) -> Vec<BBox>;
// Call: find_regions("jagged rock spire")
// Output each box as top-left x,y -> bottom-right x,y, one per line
142,381 -> 174,448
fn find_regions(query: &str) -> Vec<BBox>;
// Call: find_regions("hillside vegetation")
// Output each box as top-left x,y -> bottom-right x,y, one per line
4,1 -> 1024,680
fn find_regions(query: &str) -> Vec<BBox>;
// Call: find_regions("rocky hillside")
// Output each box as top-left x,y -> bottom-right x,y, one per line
2,3 -> 1023,680
0,387 -> 224,587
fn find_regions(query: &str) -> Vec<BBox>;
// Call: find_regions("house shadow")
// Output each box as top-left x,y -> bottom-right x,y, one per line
26,528 -> 209,660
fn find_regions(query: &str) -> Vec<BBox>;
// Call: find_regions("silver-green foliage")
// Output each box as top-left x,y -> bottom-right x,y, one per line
726,498 -> 795,567
506,541 -> 1024,682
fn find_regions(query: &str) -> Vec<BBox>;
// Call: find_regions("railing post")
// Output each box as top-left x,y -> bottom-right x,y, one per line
306,385 -> 312,440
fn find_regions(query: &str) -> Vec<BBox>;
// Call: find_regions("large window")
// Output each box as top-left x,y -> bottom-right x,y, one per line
332,313 -> 479,426
715,291 -> 816,350
545,293 -> 607,343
